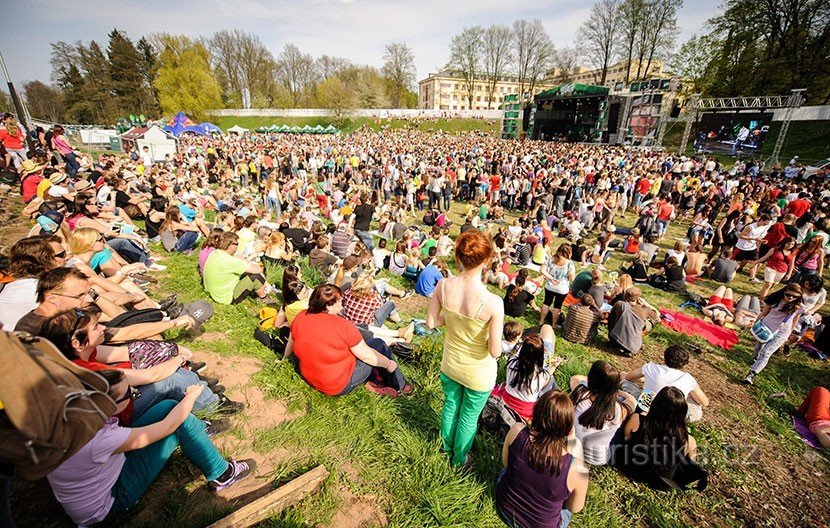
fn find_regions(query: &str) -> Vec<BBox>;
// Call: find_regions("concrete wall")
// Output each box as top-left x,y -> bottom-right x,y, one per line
209,108 -> 503,119
771,105 -> 830,121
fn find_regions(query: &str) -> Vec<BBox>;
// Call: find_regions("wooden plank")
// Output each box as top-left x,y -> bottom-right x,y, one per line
207,465 -> 329,528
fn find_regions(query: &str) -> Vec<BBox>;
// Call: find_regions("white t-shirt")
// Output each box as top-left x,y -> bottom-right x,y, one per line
573,395 -> 624,466
0,278 -> 38,330
545,258 -> 574,294
638,362 -> 697,412
735,222 -> 770,251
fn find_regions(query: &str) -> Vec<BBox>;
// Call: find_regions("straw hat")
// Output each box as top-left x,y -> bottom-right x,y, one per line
20,159 -> 45,176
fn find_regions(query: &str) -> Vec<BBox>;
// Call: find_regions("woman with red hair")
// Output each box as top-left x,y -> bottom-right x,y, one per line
427,229 -> 505,466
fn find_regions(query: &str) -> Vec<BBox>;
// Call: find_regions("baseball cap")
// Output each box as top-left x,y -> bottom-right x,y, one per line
183,301 -> 214,331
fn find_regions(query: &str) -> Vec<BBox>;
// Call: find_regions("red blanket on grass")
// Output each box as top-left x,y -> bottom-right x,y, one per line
659,309 -> 739,350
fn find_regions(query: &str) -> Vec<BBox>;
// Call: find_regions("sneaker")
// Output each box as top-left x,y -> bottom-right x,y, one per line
200,375 -> 220,387
187,361 -> 207,374
148,262 -> 167,272
218,396 -> 245,415
209,459 -> 257,491
204,418 -> 231,437
210,384 -> 227,395
159,294 -> 179,312
167,303 -> 185,318
744,372 -> 755,385
399,384 -> 414,396
782,344 -> 791,356
365,381 -> 400,397
749,278 -> 763,283
401,290 -> 414,299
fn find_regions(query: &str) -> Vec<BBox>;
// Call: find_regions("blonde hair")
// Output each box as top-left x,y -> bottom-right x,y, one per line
348,272 -> 377,298
618,273 -> 633,292
68,227 -> 100,255
265,231 -> 286,252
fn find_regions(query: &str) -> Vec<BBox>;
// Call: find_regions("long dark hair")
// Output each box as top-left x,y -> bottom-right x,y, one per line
527,390 -> 574,474
281,264 -> 301,293
775,284 -> 803,315
571,360 -> 620,430
507,273 -> 526,302
508,334 -> 545,394
639,386 -> 689,457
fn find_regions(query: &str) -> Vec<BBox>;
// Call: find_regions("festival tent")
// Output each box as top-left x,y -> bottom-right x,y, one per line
163,112 -> 221,137
120,125 -> 177,162
227,124 -> 249,135
270,125 -> 281,132
324,125 -> 339,134
301,125 -> 313,133
277,125 -> 289,133
289,126 -> 301,133
256,126 -> 267,133
313,125 -> 325,134
199,122 -> 222,134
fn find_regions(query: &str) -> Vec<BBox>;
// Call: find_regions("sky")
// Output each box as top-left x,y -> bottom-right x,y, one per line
1,0 -> 722,87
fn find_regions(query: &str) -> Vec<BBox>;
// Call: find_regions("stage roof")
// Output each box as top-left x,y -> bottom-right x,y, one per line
535,83 -> 610,101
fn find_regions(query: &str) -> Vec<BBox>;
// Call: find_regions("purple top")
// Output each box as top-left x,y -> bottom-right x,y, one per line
198,246 -> 216,275
47,417 -> 131,526
495,428 -> 573,528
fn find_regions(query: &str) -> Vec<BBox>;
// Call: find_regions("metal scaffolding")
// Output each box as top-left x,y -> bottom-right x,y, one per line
669,88 -> 805,160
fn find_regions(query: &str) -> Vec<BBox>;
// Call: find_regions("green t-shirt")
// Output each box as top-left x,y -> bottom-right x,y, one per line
203,250 -> 250,304
570,270 -> 593,297
421,238 -> 437,258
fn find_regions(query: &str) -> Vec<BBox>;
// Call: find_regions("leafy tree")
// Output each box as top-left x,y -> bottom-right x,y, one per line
23,81 -> 65,122
208,29 -> 278,108
276,43 -> 318,106
668,33 -> 722,93
107,29 -> 156,116
0,90 -> 13,113
316,77 -> 355,116
381,42 -> 416,108
136,37 -> 161,115
153,34 -> 222,120
447,26 -> 484,108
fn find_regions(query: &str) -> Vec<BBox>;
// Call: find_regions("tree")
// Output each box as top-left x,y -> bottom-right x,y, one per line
316,77 -> 355,116
551,47 -> 580,84
77,40 -> 116,122
107,29 -> 156,116
381,42 -> 416,108
153,34 -> 222,120
616,0 -> 645,84
481,25 -> 513,109
512,19 -> 554,104
276,43 -> 318,106
208,29 -> 278,107
137,37 -> 161,114
706,0 -> 830,104
668,33 -> 721,93
23,81 -> 65,122
317,55 -> 351,80
632,0 -> 682,81
447,26 -> 483,108
0,90 -> 13,114
576,0 -> 619,85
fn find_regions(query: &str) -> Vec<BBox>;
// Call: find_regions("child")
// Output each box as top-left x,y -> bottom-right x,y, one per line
502,320 -> 523,356
624,227 -> 641,254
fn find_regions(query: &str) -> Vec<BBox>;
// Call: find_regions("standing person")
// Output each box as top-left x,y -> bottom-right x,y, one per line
427,230 -> 505,467
655,195 -> 675,239
51,125 -> 80,178
754,238 -> 796,299
745,284 -> 805,385
733,214 -> 772,281
0,117 -> 27,170
353,193 -> 376,250
495,391 -> 589,528
540,244 -> 576,327
789,237 -> 825,284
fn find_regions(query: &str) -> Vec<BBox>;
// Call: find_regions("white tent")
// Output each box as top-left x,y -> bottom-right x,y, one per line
121,125 -> 177,161
227,124 -> 250,135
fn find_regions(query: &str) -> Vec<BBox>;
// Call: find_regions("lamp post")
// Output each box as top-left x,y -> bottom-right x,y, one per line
0,48 -> 36,152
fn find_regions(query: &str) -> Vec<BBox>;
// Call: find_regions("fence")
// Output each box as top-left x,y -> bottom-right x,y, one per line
208,108 -> 503,119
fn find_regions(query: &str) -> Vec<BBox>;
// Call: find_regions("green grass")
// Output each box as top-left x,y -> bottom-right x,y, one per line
209,115 -> 500,135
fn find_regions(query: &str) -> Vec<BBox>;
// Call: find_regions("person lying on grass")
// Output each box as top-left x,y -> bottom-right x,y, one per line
47,369 -> 255,527
798,386 -> 830,448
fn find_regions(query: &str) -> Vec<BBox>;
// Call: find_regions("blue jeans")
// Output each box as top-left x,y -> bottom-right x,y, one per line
132,368 -> 220,419
374,300 -> 397,326
174,231 -> 199,252
266,196 -> 281,218
656,219 -> 670,237
336,338 -> 406,395
355,229 -> 374,250
63,151 -> 80,179
108,400 -> 228,518
106,238 -> 150,265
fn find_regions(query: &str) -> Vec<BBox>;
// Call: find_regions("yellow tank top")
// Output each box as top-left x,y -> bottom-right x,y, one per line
439,282 -> 496,392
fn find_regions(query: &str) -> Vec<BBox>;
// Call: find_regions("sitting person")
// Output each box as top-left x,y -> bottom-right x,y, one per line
607,287 -> 659,357
706,250 -> 738,283
649,256 -> 686,292
415,259 -> 448,297
0,235 -> 66,329
734,294 -> 762,329
372,238 -> 391,269
203,231 -> 274,305
198,228 -> 225,277
495,390 -> 589,528
622,345 -> 709,422
623,228 -> 641,254
569,361 -> 637,466
701,285 -> 736,326
684,243 -> 707,276
329,255 -> 361,290
158,205 -> 201,253
261,230 -> 295,267
503,273 -> 539,318
491,327 -> 557,422
612,386 -> 700,490
342,272 -> 414,341
562,294 -> 602,345
797,387 -> 830,448
41,307 -> 244,423
621,250 -> 650,283
485,259 -> 511,289
285,283 -> 411,397
308,235 -> 341,276
46,369 -> 255,526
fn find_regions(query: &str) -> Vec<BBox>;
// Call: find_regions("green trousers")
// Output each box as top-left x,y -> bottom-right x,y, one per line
440,372 -> 491,466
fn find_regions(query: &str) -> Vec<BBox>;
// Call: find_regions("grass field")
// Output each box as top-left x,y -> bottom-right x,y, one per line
209,116 -> 500,136
5,199 -> 830,527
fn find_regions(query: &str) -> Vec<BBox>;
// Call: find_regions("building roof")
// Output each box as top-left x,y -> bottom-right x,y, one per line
534,84 -> 610,100
120,127 -> 149,140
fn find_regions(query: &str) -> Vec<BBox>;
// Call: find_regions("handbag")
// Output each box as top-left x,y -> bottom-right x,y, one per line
751,311 -> 795,343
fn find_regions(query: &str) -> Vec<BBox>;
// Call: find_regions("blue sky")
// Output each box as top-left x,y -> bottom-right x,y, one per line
2,0 -> 722,86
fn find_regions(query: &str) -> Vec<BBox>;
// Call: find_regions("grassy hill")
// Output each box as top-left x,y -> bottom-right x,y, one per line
209,115 -> 500,135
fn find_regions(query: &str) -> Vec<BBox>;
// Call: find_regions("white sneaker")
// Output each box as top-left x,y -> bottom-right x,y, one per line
148,263 -> 167,271
744,372 -> 755,385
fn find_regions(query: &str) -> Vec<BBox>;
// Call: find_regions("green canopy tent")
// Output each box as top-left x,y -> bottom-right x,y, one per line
255,126 -> 267,133
289,126 -> 301,133
313,125 -> 325,134
300,125 -> 312,134
267,125 -> 279,132
324,125 -> 339,134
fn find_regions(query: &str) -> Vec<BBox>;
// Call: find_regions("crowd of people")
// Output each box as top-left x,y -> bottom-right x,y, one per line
1,111 -> 829,527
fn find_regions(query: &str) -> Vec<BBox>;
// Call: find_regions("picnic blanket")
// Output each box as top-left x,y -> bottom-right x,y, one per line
659,309 -> 739,350
792,416 -> 823,449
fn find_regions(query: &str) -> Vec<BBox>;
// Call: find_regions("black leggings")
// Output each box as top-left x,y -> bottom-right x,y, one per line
543,289 -> 566,309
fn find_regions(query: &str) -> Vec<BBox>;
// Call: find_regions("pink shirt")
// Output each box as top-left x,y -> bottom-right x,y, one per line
47,418 -> 131,525
198,246 -> 216,275
52,134 -> 74,155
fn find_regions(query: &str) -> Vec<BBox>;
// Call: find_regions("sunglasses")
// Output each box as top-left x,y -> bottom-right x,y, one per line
115,387 -> 141,404
784,293 -> 801,299
54,250 -> 66,258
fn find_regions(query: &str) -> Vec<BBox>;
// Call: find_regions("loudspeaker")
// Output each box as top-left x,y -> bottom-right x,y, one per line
607,102 -> 621,131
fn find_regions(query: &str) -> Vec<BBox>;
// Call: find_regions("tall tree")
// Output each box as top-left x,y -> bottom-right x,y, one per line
276,43 -> 318,106
23,81 -> 65,122
668,33 -> 721,93
576,0 -> 619,85
152,34 -> 222,120
481,25 -> 513,109
136,37 -> 161,114
381,42 -> 416,108
316,77 -> 356,116
447,26 -> 484,108
512,19 -> 554,104
616,0 -> 645,84
107,29 -> 155,116
317,55 -> 351,80
633,0 -> 682,81
551,47 -> 580,84
0,90 -> 12,113
77,40 -> 116,122
208,29 -> 278,107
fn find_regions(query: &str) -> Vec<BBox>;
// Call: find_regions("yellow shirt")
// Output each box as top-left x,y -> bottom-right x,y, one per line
286,299 -> 309,325
36,179 -> 52,200
439,284 -> 496,392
